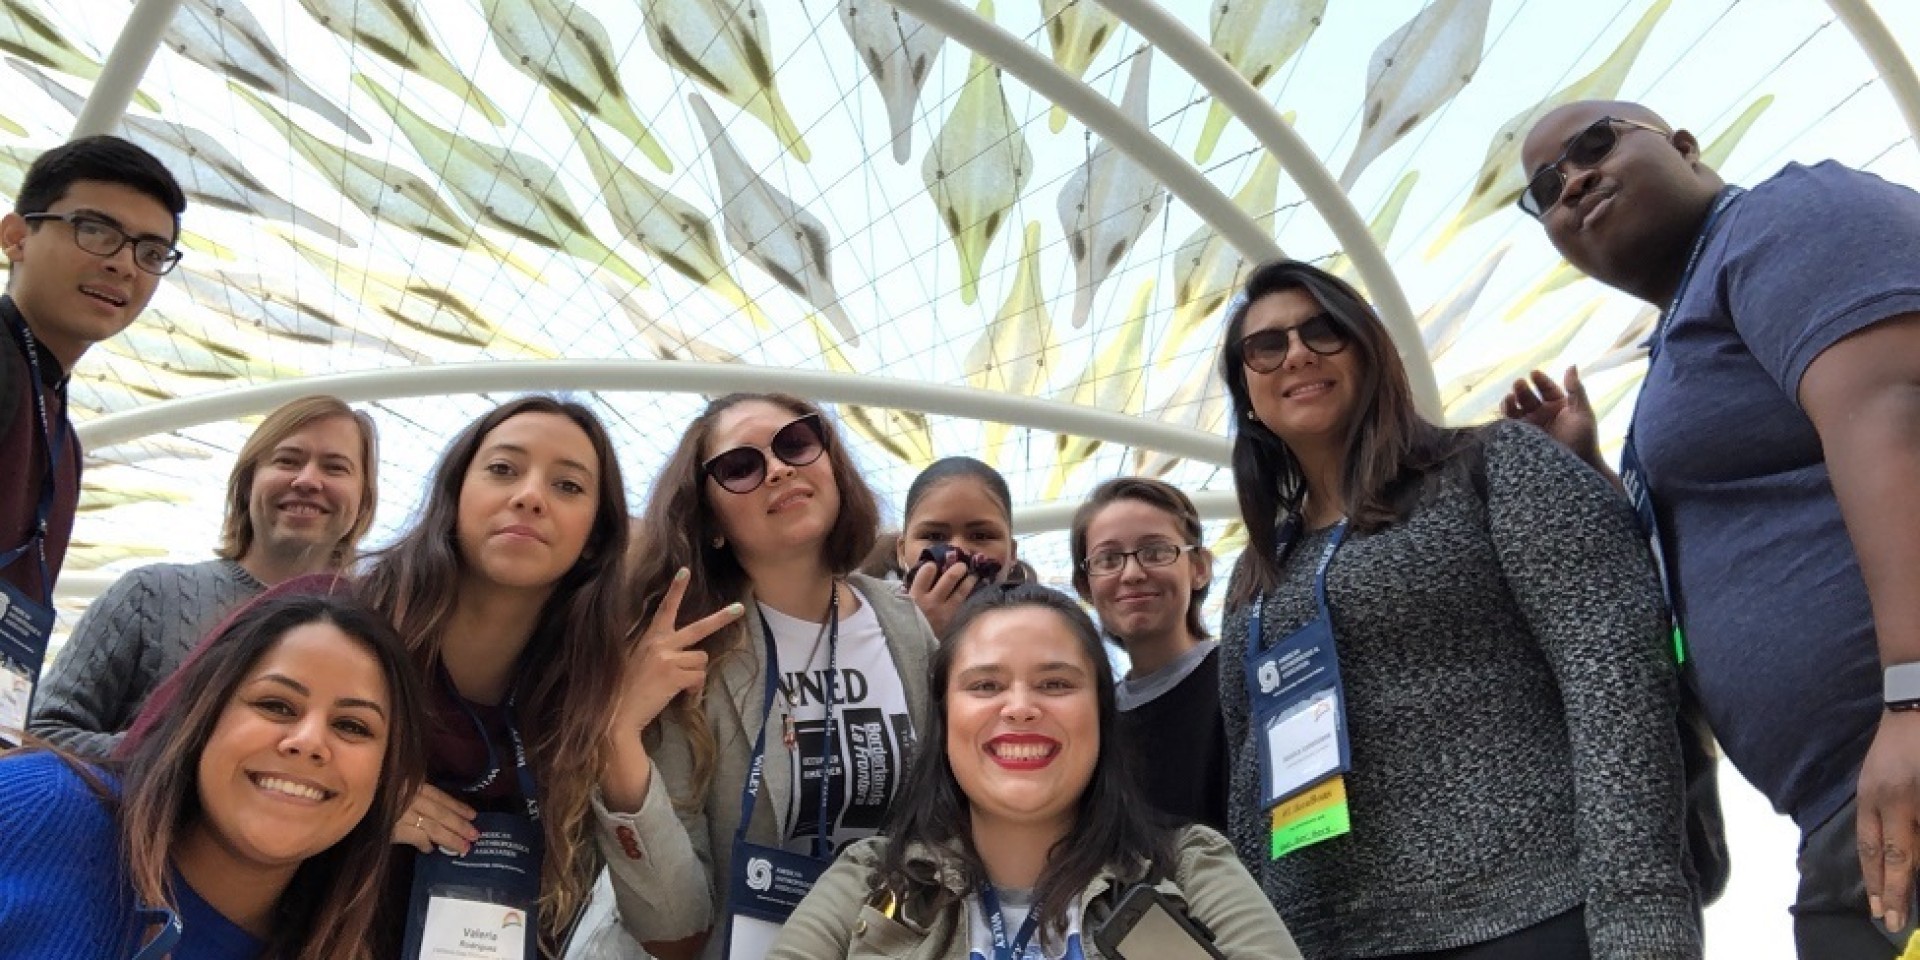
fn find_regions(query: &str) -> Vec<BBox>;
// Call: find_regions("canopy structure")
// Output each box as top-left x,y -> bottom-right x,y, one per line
11,0 -> 1920,949
12,0 -> 1910,602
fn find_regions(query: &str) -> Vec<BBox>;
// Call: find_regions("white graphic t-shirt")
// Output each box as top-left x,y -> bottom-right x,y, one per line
762,585 -> 915,855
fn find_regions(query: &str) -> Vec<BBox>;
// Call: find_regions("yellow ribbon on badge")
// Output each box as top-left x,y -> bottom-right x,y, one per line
1271,776 -> 1346,827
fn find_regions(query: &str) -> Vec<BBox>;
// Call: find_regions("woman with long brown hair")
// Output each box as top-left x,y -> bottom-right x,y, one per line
0,584 -> 425,959
595,392 -> 938,960
1216,260 -> 1699,959
359,396 -> 720,958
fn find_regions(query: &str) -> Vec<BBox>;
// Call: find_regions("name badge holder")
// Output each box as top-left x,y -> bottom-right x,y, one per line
724,589 -> 842,960
404,675 -> 543,960
1243,518 -> 1354,857
0,310 -> 64,749
1618,185 -> 1744,668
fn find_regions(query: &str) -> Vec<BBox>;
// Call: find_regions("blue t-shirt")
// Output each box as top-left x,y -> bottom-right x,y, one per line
0,751 -> 265,960
1633,161 -> 1920,832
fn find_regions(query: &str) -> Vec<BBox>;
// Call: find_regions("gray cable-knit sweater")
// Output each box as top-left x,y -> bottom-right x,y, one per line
1219,420 -> 1699,960
30,559 -> 263,758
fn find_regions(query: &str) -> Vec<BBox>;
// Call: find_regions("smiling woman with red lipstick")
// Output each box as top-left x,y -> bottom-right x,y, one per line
590,392 -> 936,960
0,584 -> 425,960
768,583 -> 1296,960
1216,260 -> 1699,960
358,396 -> 668,958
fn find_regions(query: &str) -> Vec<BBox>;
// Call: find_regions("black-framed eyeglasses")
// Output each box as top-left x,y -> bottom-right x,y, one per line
703,413 -> 827,494
1237,314 -> 1348,374
1083,542 -> 1197,577
22,212 -> 182,275
1517,117 -> 1669,219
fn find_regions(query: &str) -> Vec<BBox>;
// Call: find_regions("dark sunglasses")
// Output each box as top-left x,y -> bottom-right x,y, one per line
703,413 -> 827,494
1518,116 -> 1668,219
1238,314 -> 1349,374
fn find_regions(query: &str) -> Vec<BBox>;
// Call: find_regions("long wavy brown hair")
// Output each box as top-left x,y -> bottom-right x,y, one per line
629,392 -> 879,807
1219,260 -> 1479,607
358,396 -> 631,952
114,586 -> 425,960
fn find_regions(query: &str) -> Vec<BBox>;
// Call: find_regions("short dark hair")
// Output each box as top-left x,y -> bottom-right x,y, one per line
1069,477 -> 1212,641
876,583 -> 1175,944
15,136 -> 186,237
904,456 -> 1012,526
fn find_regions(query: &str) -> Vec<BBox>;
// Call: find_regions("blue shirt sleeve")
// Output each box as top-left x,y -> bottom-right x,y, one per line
1718,161 -> 1920,397
0,752 -> 135,959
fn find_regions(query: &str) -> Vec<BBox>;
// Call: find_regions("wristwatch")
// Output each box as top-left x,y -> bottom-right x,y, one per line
1885,662 -> 1920,712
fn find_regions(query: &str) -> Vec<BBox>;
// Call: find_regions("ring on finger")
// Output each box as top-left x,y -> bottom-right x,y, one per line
415,813 -> 426,832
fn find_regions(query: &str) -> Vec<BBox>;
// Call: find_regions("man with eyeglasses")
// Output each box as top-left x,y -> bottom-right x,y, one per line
1503,99 -> 1920,958
0,135 -> 185,748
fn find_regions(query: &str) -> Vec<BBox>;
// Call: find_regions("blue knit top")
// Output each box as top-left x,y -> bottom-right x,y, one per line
0,751 -> 264,959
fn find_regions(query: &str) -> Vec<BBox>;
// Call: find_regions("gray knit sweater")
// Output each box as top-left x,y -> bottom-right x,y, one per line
30,559 -> 263,758
1219,420 -> 1699,960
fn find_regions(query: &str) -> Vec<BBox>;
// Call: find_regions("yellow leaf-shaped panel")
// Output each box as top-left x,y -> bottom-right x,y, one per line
646,0 -> 810,162
925,7 -> 1031,305
1196,0 -> 1325,163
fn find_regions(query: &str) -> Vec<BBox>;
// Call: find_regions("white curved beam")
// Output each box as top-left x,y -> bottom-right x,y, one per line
880,0 -> 1283,280
1011,488 -> 1239,535
1827,0 -> 1920,153
1093,0 -> 1440,419
75,359 -> 1234,464
73,0 -> 183,137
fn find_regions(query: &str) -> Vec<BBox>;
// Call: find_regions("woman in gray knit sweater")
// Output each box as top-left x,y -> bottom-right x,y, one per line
1215,260 -> 1699,960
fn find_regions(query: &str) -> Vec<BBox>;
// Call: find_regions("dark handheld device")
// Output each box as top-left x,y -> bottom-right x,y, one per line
907,543 -> 1003,585
1090,884 -> 1226,960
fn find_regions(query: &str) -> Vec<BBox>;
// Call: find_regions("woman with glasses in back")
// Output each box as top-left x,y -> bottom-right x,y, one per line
1215,260 -> 1699,959
1069,477 -> 1227,835
596,393 -> 938,960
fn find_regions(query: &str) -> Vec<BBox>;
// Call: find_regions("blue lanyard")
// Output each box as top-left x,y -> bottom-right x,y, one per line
129,905 -> 183,960
2,301 -> 67,605
1247,516 -> 1349,655
1620,185 -> 1746,664
978,884 -> 1042,960
441,668 -> 540,821
1642,186 -> 1746,365
737,584 -> 841,860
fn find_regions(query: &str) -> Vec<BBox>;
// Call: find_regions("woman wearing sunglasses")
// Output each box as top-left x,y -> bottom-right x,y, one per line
1216,260 -> 1699,959
602,392 -> 938,960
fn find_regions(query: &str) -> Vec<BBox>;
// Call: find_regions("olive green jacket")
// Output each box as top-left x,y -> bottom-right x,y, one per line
767,826 -> 1303,960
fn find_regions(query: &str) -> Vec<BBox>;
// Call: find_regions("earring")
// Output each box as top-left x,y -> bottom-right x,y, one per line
711,535 -> 726,549
1246,409 -> 1258,421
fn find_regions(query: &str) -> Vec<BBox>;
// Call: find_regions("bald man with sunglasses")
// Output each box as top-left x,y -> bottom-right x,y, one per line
1504,100 -> 1920,958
